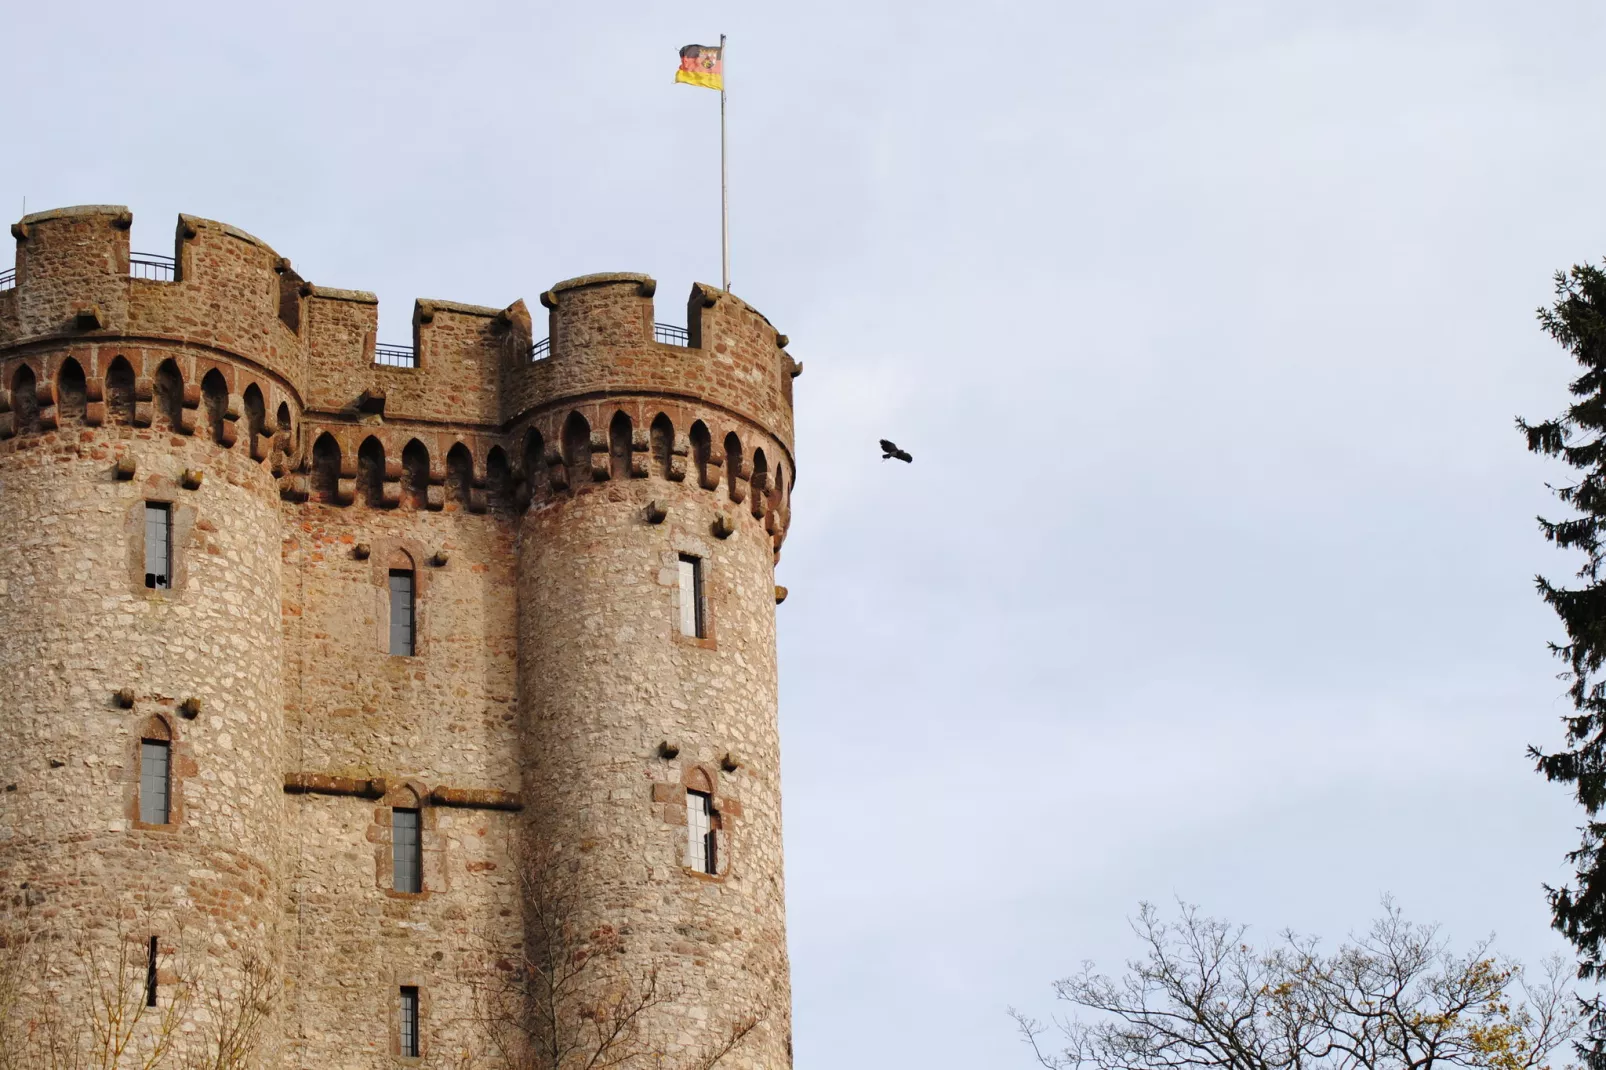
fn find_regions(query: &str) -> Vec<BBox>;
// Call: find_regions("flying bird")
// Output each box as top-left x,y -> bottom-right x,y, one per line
879,439 -> 913,463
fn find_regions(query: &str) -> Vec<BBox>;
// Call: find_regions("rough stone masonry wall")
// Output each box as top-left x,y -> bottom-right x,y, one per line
0,205 -> 800,1069
279,490 -> 524,1066
518,439 -> 792,1069
0,362 -> 286,1064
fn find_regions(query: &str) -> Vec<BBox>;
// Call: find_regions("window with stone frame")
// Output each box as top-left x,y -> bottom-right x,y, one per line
678,554 -> 705,638
139,740 -> 171,825
144,503 -> 172,590
399,986 -> 420,1058
393,808 -> 422,893
388,570 -> 416,656
686,789 -> 716,874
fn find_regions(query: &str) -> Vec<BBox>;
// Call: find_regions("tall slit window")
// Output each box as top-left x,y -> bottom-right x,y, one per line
389,571 -> 416,656
144,503 -> 172,589
399,986 -> 420,1058
139,740 -> 171,824
393,808 -> 422,892
677,555 -> 704,638
145,937 -> 158,1007
686,790 -> 716,874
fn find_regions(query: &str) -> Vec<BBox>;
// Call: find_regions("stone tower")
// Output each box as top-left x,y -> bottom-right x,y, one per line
0,206 -> 798,1067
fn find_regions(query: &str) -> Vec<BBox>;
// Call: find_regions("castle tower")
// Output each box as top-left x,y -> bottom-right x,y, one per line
0,207 -> 798,1067
514,274 -> 797,1066
0,207 -> 294,1057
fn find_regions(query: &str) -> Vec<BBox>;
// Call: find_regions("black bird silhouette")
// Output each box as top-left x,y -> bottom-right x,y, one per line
879,439 -> 913,463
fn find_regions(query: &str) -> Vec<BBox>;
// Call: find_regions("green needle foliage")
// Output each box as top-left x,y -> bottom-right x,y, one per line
1522,264 -> 1606,980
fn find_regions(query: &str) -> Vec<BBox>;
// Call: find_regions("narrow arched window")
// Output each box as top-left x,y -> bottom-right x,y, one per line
10,365 -> 38,434
445,443 -> 473,509
393,807 -> 422,892
140,739 -> 171,824
243,383 -> 266,457
690,420 -> 713,489
106,357 -> 135,425
389,569 -> 415,656
724,431 -> 744,503
401,439 -> 430,510
201,369 -> 228,445
609,411 -> 632,481
311,434 -> 341,502
562,411 -> 591,487
651,413 -> 675,479
358,437 -> 386,508
687,790 -> 716,874
153,360 -> 183,431
57,359 -> 87,424
486,446 -> 512,510
522,428 -> 547,498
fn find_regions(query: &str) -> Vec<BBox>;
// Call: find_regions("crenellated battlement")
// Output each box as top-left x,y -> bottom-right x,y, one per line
1,207 -> 797,454
0,204 -> 799,549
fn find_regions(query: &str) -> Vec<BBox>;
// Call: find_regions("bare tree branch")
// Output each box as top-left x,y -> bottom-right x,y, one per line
1018,901 -> 1583,1070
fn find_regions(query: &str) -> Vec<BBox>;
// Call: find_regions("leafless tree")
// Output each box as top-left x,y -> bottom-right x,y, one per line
180,952 -> 278,1070
467,842 -> 763,1070
0,914 -> 277,1070
1012,900 -> 1582,1070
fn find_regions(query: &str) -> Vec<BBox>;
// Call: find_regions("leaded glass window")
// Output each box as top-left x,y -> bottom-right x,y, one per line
393,808 -> 421,892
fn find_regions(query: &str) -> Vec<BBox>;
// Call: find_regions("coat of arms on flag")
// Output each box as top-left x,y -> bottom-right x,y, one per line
675,44 -> 723,90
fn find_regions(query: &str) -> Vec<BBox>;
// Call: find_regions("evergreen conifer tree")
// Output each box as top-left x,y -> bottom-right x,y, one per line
1522,263 -> 1606,1063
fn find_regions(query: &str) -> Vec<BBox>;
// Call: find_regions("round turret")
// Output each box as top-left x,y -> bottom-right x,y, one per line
0,206 -> 297,1060
513,273 -> 796,1067
0,205 -> 802,1067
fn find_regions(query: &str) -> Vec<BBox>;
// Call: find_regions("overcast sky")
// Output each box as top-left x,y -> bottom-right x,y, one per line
10,1 -> 1606,1066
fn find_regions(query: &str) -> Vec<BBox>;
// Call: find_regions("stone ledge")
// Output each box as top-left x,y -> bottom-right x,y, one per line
283,772 -> 523,811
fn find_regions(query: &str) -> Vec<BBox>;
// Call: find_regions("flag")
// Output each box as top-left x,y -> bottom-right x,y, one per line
675,44 -> 723,91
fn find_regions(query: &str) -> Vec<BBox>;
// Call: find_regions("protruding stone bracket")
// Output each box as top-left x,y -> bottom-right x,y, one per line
114,688 -> 136,709
657,740 -> 681,760
114,456 -> 137,480
354,543 -> 372,560
774,585 -> 788,605
180,468 -> 204,490
357,388 -> 386,416
712,513 -> 735,539
720,752 -> 743,773
11,222 -> 29,241
178,697 -> 202,720
776,333 -> 789,348
645,500 -> 669,524
788,358 -> 804,378
588,431 -> 610,482
279,474 -> 310,503
430,549 -> 449,567
539,290 -> 559,310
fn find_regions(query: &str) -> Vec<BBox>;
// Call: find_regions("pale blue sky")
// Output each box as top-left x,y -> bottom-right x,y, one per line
9,2 -> 1606,1066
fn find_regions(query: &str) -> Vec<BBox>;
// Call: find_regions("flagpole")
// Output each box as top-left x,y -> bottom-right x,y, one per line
720,32 -> 729,293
